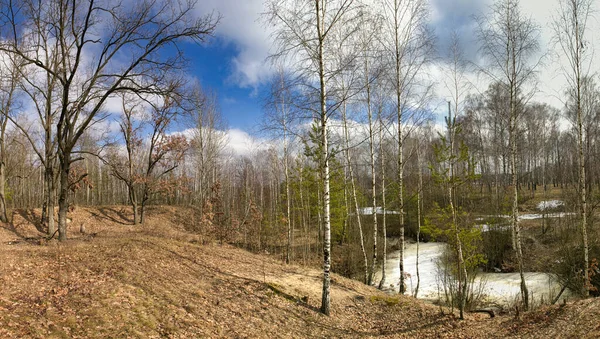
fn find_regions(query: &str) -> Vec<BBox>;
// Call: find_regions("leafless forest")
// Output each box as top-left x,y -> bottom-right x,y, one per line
0,0 -> 598,320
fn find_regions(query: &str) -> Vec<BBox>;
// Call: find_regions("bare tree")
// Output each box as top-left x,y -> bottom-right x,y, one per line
380,0 -> 434,294
442,33 -> 472,320
329,22 -> 369,284
553,0 -> 594,297
105,94 -> 144,224
0,55 -> 21,222
139,95 -> 190,224
191,84 -> 226,209
102,90 -> 189,225
356,9 -> 384,286
413,128 -> 424,297
9,29 -> 61,236
377,99 -> 390,290
264,68 -> 297,264
340,94 -> 369,284
477,0 -> 542,310
266,0 -> 360,315
0,0 -> 219,240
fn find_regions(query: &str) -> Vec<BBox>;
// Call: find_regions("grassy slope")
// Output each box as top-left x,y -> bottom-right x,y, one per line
0,206 -> 598,338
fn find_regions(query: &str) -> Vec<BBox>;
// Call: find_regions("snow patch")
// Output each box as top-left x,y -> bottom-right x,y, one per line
375,242 -> 572,306
537,200 -> 564,211
519,212 -> 574,220
355,207 -> 400,215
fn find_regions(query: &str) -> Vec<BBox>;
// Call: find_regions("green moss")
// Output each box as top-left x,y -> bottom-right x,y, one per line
370,295 -> 402,307
266,283 -> 300,303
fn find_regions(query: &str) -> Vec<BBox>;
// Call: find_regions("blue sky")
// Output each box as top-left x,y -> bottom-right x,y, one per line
189,0 -> 493,135
189,0 -> 574,140
188,41 -> 267,132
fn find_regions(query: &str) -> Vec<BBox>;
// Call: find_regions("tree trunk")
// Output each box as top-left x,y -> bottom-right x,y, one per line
140,189 -> 149,224
577,83 -> 589,297
397,100 -> 405,295
511,98 -> 529,310
320,115 -> 331,315
573,7 -> 589,296
57,162 -> 70,241
46,168 -> 56,237
129,186 -> 139,225
285,158 -> 292,264
316,0 -> 331,315
414,143 -> 422,298
341,166 -> 349,245
448,104 -> 468,319
378,120 -> 388,290
393,0 -> 406,294
0,162 -> 8,223
342,103 -> 369,285
365,54 -> 378,287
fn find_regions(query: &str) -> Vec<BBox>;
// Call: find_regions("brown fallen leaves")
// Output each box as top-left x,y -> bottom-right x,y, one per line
0,206 -> 596,338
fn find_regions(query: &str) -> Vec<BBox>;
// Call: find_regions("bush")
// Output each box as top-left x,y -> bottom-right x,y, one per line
553,242 -> 600,297
481,227 -> 512,272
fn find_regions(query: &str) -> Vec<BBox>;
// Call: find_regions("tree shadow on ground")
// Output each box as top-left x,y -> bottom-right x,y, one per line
0,210 -> 46,244
15,209 -> 46,233
90,207 -> 132,225
124,238 -> 339,333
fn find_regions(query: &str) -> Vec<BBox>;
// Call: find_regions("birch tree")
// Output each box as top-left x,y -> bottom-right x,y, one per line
357,9 -> 384,286
443,33 -> 472,319
380,0 -> 434,294
377,101 -> 390,290
266,0 -> 360,315
264,68 -> 297,264
477,0 -> 542,310
340,92 -> 369,284
330,21 -> 369,284
552,0 -> 594,297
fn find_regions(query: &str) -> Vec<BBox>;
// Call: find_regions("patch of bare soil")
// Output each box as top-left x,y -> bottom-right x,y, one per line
0,205 -> 597,338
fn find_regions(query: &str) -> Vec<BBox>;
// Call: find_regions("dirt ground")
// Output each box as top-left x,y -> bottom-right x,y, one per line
0,205 -> 598,338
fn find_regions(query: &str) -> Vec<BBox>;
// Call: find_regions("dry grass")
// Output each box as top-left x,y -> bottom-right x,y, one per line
0,205 -> 597,338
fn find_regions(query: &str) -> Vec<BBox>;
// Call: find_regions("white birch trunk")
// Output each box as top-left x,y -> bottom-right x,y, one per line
341,102 -> 369,284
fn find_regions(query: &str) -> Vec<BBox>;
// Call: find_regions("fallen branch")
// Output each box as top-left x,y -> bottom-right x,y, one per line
551,285 -> 568,305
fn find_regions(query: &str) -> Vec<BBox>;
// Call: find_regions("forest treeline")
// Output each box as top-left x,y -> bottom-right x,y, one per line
0,0 -> 597,319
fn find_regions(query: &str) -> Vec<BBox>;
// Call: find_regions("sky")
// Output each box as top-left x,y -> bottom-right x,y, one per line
189,0 -> 600,152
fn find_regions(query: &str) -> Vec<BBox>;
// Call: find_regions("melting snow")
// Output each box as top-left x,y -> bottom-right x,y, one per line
374,242 -> 571,306
355,207 -> 400,215
537,200 -> 564,211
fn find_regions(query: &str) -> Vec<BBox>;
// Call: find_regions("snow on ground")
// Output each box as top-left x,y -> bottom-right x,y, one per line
476,211 -> 574,226
374,242 -> 571,306
537,200 -> 564,211
355,207 -> 400,215
519,212 -> 574,220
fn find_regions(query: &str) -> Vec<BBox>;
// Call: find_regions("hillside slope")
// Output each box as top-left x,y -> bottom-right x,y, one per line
0,206 -> 598,338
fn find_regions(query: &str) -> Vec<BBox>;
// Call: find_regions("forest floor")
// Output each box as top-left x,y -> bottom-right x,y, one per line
0,205 -> 598,338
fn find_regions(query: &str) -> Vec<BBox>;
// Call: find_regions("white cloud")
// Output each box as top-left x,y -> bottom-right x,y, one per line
192,0 -> 597,133
173,127 -> 273,156
430,0 -> 600,122
226,128 -> 273,155
195,0 -> 273,88
102,95 -> 123,114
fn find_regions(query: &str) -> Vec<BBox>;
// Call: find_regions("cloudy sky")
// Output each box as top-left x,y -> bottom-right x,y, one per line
189,0 -> 600,152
